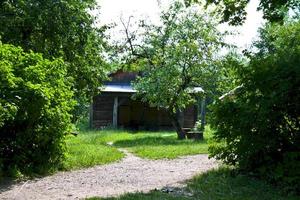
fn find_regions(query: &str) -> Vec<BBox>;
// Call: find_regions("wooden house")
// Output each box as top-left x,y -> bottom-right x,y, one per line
90,70 -> 203,130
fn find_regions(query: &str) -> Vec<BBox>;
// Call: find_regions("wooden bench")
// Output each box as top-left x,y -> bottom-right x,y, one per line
185,130 -> 203,140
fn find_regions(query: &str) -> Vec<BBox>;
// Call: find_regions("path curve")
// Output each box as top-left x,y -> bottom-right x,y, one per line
0,148 -> 217,200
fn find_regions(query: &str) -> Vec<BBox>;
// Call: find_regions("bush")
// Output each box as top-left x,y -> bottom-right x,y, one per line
209,20 -> 300,194
0,43 -> 74,175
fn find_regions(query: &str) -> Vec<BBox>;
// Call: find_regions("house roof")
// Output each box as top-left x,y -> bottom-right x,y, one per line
102,70 -> 204,93
101,84 -> 136,93
99,84 -> 204,93
190,87 -> 204,93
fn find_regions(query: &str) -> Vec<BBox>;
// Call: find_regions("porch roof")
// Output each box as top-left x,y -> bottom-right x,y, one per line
99,84 -> 204,94
100,84 -> 136,93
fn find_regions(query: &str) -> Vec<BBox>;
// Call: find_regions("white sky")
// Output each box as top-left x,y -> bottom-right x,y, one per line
97,0 -> 264,50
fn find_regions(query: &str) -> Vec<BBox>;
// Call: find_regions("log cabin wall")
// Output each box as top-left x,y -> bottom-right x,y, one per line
183,105 -> 197,128
92,92 -> 197,129
92,93 -> 114,128
92,70 -> 198,129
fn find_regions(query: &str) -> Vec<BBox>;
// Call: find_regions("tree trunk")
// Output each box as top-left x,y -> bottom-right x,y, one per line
169,113 -> 186,140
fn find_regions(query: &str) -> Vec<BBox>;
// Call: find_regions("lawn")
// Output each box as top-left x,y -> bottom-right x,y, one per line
63,133 -> 124,170
63,127 -> 213,170
88,167 -> 300,200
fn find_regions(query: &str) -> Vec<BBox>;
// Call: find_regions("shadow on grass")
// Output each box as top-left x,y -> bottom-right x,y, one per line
88,168 -> 299,200
113,136 -> 206,148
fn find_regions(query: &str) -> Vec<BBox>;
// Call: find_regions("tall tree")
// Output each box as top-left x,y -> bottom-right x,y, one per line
0,43 -> 74,174
185,0 -> 300,25
0,0 -> 108,119
119,2 -> 227,139
209,18 -> 300,193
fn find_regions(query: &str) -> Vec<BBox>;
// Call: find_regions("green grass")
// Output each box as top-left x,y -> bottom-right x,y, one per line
63,127 -> 213,169
63,132 -> 124,170
88,167 -> 300,200
88,192 -> 187,200
115,136 -> 209,159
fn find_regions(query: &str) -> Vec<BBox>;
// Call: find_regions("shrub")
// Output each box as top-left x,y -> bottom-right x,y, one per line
209,20 -> 300,194
0,43 -> 74,175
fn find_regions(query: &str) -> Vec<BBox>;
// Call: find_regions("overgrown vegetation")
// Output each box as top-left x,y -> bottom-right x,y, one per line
0,0 -> 108,120
88,167 -> 299,200
63,133 -> 124,170
1,3 -> 299,200
64,128 -> 212,167
0,0 -> 107,176
209,19 -> 300,194
117,2 -> 228,139
0,43 -> 74,176
185,0 -> 300,25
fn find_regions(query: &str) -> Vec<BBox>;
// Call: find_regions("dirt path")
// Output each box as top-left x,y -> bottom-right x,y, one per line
0,148 -> 217,200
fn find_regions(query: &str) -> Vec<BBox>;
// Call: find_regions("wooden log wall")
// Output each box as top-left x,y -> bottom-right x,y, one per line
92,93 -> 197,129
92,93 -> 114,128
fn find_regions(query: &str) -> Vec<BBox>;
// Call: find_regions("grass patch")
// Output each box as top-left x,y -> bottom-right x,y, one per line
88,192 -> 188,200
115,128 -> 212,159
187,168 -> 298,200
62,132 -> 124,170
120,137 -> 209,159
88,128 -> 212,159
88,167 -> 300,200
63,127 -> 212,169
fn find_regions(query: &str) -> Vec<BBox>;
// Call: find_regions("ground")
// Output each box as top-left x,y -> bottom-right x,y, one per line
0,148 -> 216,199
63,129 -> 213,170
0,130 -> 299,200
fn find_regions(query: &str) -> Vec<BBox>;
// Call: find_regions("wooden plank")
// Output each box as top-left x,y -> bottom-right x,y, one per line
200,97 -> 206,131
89,103 -> 93,129
113,96 -> 118,127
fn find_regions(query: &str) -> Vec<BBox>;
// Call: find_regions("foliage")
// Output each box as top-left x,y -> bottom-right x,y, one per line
74,129 -> 212,160
209,19 -> 300,194
186,0 -> 300,25
63,133 -> 124,170
0,43 -> 74,175
88,167 -> 300,200
213,52 -> 245,95
0,0 -> 108,119
119,1 -> 227,139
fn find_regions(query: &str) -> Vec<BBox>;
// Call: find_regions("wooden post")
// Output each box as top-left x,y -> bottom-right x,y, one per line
200,96 -> 206,131
113,96 -> 118,128
179,111 -> 184,127
89,102 -> 93,129
176,109 -> 184,127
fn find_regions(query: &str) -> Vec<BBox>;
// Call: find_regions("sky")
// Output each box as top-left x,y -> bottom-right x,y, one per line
97,0 -> 264,50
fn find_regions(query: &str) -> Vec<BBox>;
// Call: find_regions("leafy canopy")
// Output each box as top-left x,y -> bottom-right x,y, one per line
0,0 -> 108,119
0,43 -> 74,175
115,2 -> 229,138
133,2 -> 226,112
185,0 -> 300,25
209,19 -> 300,193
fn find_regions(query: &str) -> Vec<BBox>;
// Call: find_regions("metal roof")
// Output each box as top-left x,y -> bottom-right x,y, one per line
190,87 -> 204,93
100,84 -> 204,94
100,85 -> 136,93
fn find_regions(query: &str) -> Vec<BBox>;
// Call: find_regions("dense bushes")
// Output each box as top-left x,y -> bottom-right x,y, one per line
209,20 -> 300,193
0,43 -> 74,175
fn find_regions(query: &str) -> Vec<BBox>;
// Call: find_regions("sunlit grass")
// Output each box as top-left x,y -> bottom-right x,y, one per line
112,132 -> 211,159
63,127 -> 213,170
63,133 -> 124,170
88,167 -> 300,200
90,128 -> 212,159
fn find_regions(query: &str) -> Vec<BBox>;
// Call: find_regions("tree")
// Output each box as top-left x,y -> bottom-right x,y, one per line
209,19 -> 300,193
185,0 -> 300,25
0,43 -> 74,175
0,0 -> 108,120
119,2 -> 227,139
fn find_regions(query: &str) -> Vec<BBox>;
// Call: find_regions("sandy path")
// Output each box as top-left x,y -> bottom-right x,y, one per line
0,148 -> 217,200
